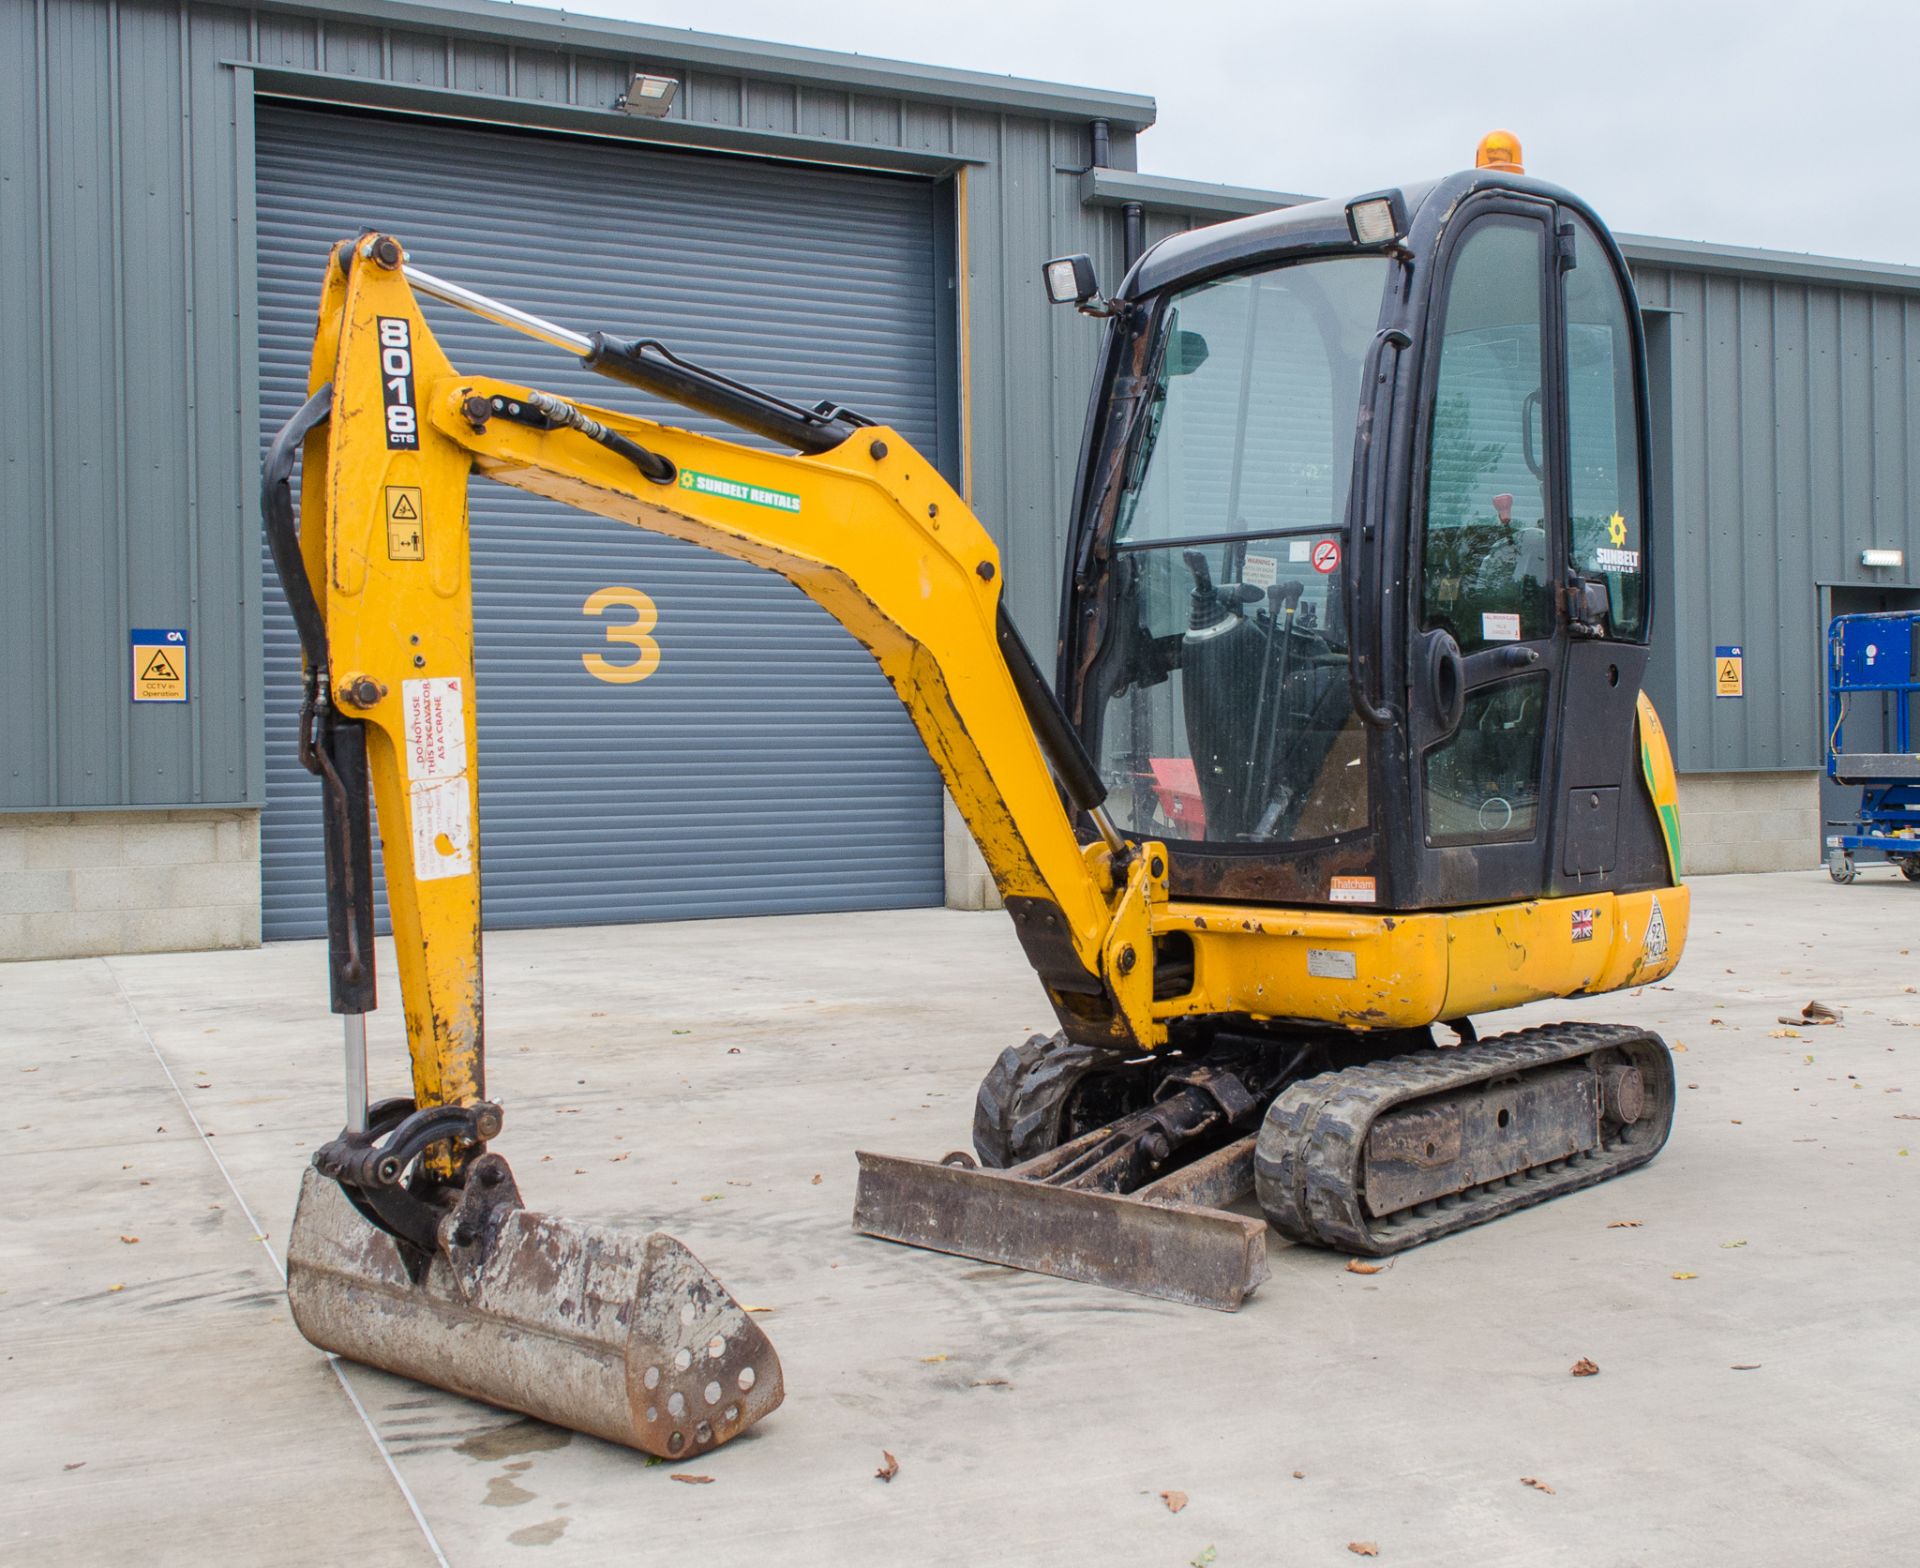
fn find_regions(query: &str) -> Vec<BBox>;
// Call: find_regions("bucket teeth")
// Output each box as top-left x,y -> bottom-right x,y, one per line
287,1166 -> 782,1458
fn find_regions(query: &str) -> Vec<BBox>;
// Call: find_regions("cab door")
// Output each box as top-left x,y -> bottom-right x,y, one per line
1404,199 -> 1568,905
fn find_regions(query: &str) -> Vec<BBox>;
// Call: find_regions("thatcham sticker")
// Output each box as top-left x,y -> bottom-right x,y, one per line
677,468 -> 801,514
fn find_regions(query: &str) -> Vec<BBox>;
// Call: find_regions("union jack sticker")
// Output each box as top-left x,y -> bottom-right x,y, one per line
1571,907 -> 1597,943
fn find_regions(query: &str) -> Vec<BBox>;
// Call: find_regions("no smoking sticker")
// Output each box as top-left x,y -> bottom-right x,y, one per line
1311,538 -> 1342,574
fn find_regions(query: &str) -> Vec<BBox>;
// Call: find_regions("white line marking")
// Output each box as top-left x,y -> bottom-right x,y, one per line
107,960 -> 453,1568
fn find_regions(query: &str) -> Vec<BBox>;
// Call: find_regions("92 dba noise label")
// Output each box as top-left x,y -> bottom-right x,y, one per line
377,316 -> 419,450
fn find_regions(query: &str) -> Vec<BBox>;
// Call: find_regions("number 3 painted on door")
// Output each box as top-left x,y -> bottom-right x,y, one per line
581,586 -> 661,683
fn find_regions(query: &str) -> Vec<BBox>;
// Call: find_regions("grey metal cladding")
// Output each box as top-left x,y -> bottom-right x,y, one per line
8,0 -> 1137,817
1631,264 -> 1920,773
257,103 -> 951,937
4,0 -> 256,809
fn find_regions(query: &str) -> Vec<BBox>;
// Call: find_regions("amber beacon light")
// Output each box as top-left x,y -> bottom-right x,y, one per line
1476,129 -> 1525,173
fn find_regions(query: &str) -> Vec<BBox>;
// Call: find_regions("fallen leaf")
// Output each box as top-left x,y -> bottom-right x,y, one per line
669,1473 -> 714,1485
1805,1055 -> 1816,1065
1348,1544 -> 1380,1558
1720,1239 -> 1747,1249
671,1029 -> 691,1035
700,1193 -> 723,1202
920,1354 -> 949,1364
969,1378 -> 1011,1388
727,1047 -> 742,1054
810,1174 -> 823,1185
1687,1083 -> 1700,1089
643,1456 -> 667,1468
1192,1550 -> 1217,1568
1520,1476 -> 1556,1494
875,1450 -> 900,1483
744,1305 -> 775,1314
1731,1364 -> 1762,1371
107,1284 -> 124,1293
1606,1220 -> 1642,1229
1730,1118 -> 1743,1124
1346,1259 -> 1389,1275
1160,1490 -> 1189,1514
1570,1358 -> 1600,1377
1292,1470 -> 1305,1479
1769,1029 -> 1800,1039
609,1152 -> 629,1162
63,1461 -> 85,1472
1672,1271 -> 1698,1280
119,1235 -> 139,1245
1672,1042 -> 1689,1053
1898,1115 -> 1920,1122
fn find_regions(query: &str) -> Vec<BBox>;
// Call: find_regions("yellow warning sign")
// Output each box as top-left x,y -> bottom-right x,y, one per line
131,628 -> 189,703
1714,643 -> 1744,699
385,485 -> 424,560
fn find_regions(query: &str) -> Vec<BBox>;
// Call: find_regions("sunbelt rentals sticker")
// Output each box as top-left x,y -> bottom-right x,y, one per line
678,468 -> 801,514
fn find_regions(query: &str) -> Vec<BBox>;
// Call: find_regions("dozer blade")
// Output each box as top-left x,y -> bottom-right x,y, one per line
286,1166 -> 782,1458
852,1144 -> 1269,1312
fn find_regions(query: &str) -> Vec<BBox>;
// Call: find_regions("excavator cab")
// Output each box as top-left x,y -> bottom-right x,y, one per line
1058,165 -> 1676,916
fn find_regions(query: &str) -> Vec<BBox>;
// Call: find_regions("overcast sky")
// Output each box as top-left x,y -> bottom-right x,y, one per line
572,0 -> 1917,267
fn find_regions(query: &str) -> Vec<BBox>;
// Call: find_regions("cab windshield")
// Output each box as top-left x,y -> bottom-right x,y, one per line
1088,255 -> 1389,847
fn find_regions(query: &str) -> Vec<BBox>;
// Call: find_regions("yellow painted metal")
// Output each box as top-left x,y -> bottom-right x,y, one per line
1152,885 -> 1688,1031
303,249 -> 1695,1110
1636,692 -> 1686,882
310,244 -> 486,1111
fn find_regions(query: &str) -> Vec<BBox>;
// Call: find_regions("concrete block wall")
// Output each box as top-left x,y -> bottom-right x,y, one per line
943,794 -> 1003,912
0,810 -> 262,960
1675,772 -> 1820,875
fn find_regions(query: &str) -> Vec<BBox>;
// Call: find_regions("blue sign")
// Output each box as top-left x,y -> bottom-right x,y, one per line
131,627 -> 189,703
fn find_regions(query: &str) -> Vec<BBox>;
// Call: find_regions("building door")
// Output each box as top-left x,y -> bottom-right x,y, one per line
256,104 -> 948,937
1818,583 -> 1920,862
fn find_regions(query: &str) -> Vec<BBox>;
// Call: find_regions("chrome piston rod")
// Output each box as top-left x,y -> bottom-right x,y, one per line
403,264 -> 593,357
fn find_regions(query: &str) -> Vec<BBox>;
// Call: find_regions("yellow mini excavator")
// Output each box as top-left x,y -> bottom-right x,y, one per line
267,136 -> 1687,1461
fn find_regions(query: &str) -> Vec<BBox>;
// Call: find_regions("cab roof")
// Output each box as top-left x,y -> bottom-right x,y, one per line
1121,167 -> 1595,299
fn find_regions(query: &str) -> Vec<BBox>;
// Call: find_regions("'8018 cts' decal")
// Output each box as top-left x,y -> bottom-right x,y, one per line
378,317 -> 419,450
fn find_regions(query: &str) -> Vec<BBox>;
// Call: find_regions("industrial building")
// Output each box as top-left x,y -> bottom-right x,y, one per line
5,0 -> 1918,960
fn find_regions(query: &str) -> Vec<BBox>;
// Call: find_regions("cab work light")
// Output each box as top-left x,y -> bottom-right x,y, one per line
1043,254 -> 1099,306
1345,193 -> 1406,249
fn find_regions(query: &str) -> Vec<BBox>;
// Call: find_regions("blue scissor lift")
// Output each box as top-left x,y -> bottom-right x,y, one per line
1825,611 -> 1920,883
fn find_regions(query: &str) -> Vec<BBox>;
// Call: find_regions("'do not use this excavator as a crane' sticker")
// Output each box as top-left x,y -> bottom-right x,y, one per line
265,133 -> 1688,1462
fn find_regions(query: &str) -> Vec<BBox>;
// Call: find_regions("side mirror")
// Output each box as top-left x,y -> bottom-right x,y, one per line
1042,253 -> 1100,306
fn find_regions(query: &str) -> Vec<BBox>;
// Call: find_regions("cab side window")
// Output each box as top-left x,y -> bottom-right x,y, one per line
1563,214 -> 1647,639
1420,219 -> 1553,653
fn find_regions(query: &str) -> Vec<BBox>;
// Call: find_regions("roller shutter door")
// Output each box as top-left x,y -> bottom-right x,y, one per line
256,104 -> 946,937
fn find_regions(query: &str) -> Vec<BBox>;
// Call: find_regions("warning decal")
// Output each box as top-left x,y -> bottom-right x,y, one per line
409,777 -> 473,881
130,627 -> 189,703
402,677 -> 467,781
1311,538 -> 1342,574
401,676 -> 472,881
1714,644 -> 1744,699
385,486 -> 424,560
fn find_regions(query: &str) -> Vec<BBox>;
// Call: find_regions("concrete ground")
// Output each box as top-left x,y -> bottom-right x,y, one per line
4,869 -> 1917,1567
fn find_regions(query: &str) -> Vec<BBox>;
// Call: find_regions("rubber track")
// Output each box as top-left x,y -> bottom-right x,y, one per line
973,1034 -> 1127,1169
1254,1022 -> 1675,1257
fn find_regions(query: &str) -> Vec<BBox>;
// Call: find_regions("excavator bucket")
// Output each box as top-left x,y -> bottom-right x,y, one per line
286,1160 -> 782,1458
